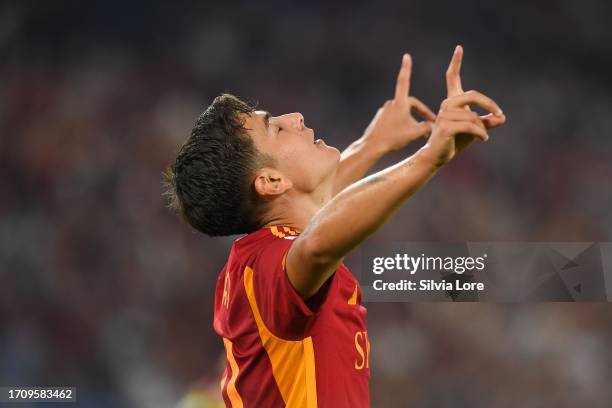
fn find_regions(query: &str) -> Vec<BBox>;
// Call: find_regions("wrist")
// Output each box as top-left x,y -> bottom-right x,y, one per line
415,145 -> 447,170
355,135 -> 391,159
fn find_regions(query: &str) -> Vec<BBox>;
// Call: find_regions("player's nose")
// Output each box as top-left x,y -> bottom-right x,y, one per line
294,113 -> 304,130
285,113 -> 304,130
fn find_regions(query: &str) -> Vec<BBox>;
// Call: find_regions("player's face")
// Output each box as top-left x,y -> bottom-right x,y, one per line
244,110 -> 340,193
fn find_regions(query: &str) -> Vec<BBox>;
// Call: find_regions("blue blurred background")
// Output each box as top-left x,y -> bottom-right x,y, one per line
1,1 -> 611,406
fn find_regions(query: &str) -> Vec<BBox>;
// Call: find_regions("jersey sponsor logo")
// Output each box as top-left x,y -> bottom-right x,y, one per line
354,331 -> 371,370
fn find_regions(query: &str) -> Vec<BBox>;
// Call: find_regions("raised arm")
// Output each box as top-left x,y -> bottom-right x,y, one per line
288,46 -> 506,299
332,54 -> 436,194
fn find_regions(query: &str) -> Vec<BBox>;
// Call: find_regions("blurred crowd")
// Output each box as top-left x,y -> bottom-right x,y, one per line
1,1 -> 611,406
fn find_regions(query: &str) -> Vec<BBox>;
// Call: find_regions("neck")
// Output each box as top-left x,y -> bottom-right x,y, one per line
263,181 -> 333,231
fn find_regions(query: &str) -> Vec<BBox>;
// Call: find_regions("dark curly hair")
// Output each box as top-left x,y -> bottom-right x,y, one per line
163,94 -> 272,236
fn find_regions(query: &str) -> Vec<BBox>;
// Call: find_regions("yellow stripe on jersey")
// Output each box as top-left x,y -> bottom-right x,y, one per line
348,284 -> 358,305
220,370 -> 227,393
243,266 -> 318,408
222,338 -> 244,408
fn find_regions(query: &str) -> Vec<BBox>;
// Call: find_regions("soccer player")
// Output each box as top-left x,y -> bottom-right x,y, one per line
164,46 -> 505,407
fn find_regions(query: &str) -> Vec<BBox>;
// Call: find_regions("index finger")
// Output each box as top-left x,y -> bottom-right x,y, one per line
394,53 -> 412,101
446,45 -> 463,98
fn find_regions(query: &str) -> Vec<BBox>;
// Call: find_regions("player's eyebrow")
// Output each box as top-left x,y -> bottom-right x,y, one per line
262,111 -> 271,131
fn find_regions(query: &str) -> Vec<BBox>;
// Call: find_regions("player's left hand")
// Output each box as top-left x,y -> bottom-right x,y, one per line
445,45 -> 506,152
362,54 -> 436,153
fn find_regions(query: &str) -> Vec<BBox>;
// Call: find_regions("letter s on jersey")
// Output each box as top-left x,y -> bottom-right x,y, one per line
354,331 -> 370,370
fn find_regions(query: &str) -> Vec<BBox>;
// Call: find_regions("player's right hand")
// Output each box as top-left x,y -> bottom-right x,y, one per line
422,45 -> 506,167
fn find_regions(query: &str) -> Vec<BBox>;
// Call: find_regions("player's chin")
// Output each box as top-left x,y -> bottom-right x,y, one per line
313,144 -> 340,170
322,143 -> 341,161
330,148 -> 342,166
315,139 -> 339,153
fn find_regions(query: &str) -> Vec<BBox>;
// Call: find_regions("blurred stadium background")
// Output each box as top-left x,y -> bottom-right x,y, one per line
1,1 -> 611,407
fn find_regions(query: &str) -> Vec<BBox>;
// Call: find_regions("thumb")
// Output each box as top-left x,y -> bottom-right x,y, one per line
411,121 -> 433,139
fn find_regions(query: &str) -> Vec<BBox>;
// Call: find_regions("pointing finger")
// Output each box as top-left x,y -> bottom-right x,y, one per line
446,45 -> 464,98
394,53 -> 412,101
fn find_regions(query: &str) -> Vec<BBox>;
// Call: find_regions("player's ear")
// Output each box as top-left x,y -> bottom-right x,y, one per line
253,167 -> 292,198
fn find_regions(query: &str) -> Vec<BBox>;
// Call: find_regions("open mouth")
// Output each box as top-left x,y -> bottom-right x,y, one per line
314,139 -> 323,145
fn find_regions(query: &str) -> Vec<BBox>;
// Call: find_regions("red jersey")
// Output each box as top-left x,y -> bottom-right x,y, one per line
213,226 -> 370,407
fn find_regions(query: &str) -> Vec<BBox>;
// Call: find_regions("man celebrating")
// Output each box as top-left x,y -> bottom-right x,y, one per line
164,46 -> 505,407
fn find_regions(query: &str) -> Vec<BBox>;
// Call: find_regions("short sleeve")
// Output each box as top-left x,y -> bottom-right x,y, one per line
249,237 -> 330,339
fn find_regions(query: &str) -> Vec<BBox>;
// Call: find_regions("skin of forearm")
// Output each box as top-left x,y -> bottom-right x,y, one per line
332,138 -> 388,195
302,145 -> 440,265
